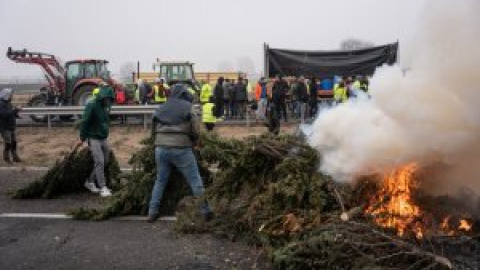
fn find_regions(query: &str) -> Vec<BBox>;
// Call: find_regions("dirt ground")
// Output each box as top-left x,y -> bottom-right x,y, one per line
3,125 -> 295,167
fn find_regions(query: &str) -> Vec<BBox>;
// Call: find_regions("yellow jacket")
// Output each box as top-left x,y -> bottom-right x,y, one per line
202,102 -> 216,123
153,84 -> 168,103
334,86 -> 348,102
200,83 -> 212,103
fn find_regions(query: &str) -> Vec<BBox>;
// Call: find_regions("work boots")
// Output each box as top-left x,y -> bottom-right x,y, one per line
3,143 -> 12,164
10,142 -> 21,163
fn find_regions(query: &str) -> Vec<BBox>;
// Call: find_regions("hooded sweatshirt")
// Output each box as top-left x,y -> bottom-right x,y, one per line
0,88 -> 19,131
79,86 -> 115,141
153,84 -> 199,147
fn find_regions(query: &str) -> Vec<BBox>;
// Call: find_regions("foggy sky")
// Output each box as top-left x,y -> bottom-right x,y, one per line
0,0 -> 427,78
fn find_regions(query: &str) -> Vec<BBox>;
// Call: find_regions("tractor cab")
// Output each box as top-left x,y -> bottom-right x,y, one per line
155,61 -> 199,90
65,60 -> 111,104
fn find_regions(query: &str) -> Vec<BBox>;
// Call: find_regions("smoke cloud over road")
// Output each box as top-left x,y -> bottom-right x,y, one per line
308,0 -> 480,195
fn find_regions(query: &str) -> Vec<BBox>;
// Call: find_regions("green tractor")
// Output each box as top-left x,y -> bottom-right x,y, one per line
155,61 -> 200,93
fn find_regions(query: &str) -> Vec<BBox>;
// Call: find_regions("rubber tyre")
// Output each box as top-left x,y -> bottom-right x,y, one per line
27,94 -> 49,122
73,84 -> 96,106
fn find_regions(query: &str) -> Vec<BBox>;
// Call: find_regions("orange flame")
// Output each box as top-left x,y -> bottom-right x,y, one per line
366,164 -> 474,238
459,219 -> 472,231
366,164 -> 422,237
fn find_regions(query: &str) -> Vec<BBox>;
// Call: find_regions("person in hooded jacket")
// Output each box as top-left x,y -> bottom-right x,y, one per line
77,85 -> 115,197
148,83 -> 213,222
0,88 -> 21,163
271,75 -> 289,122
213,77 -> 224,118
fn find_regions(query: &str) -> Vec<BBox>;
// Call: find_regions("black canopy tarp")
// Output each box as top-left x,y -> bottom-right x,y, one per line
265,42 -> 398,78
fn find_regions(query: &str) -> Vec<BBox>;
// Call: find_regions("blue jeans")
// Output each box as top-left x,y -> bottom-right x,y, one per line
148,147 -> 211,217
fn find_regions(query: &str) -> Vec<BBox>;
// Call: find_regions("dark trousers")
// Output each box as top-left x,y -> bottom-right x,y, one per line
204,123 -> 215,131
229,100 -> 238,118
214,101 -> 224,117
309,99 -> 318,118
275,101 -> 288,122
237,101 -> 246,119
224,99 -> 230,118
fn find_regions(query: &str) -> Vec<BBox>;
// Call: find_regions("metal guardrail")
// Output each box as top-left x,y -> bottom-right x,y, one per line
19,105 -> 160,129
20,105 -> 158,115
18,99 -> 335,130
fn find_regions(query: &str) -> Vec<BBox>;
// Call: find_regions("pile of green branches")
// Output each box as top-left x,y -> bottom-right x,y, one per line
174,134 -> 479,270
11,147 -> 120,199
11,132 -> 479,269
175,133 -> 343,237
70,138 -> 212,220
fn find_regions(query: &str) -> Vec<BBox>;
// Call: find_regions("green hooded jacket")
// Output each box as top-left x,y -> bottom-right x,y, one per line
79,86 -> 115,141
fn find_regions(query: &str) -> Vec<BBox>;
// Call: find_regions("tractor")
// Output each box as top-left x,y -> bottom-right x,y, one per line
154,61 -> 200,91
6,47 -> 128,122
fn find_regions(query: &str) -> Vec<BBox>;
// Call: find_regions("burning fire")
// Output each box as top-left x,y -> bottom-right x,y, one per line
366,164 -> 423,237
365,164 -> 473,238
459,219 -> 472,231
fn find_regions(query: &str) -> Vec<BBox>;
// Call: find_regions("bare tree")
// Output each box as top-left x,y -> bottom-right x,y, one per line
118,62 -> 137,83
340,38 -> 375,51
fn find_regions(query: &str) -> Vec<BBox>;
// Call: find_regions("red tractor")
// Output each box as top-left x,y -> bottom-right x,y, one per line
7,47 -> 128,122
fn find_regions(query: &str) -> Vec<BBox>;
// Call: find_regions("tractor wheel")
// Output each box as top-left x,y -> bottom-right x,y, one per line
27,94 -> 49,122
73,84 -> 96,106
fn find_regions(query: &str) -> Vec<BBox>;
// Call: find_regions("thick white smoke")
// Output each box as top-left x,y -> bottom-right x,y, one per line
308,0 -> 480,194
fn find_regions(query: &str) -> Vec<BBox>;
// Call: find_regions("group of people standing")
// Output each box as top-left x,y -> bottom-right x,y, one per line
333,76 -> 370,104
211,77 -> 250,120
254,75 -> 370,117
135,78 -> 171,105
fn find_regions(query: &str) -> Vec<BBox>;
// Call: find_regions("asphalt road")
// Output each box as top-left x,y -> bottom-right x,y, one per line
0,170 -> 273,270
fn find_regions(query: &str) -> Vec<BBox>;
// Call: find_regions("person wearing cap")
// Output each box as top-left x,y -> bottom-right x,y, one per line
148,83 -> 213,222
77,85 -> 115,197
0,88 -> 21,163
153,78 -> 169,104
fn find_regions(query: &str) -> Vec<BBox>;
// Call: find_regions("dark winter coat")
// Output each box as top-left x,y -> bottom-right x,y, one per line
234,82 -> 248,102
79,86 -> 115,141
153,84 -> 199,147
213,82 -> 224,102
272,80 -> 288,104
0,101 -> 18,131
224,83 -> 234,101
295,82 -> 309,102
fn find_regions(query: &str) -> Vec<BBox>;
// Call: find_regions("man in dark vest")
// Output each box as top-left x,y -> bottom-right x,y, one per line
148,83 -> 213,222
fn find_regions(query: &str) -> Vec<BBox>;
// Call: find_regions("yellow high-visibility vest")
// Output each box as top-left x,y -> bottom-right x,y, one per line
353,80 -> 361,90
202,102 -> 216,123
153,85 -> 167,103
334,86 -> 348,102
200,83 -> 212,103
